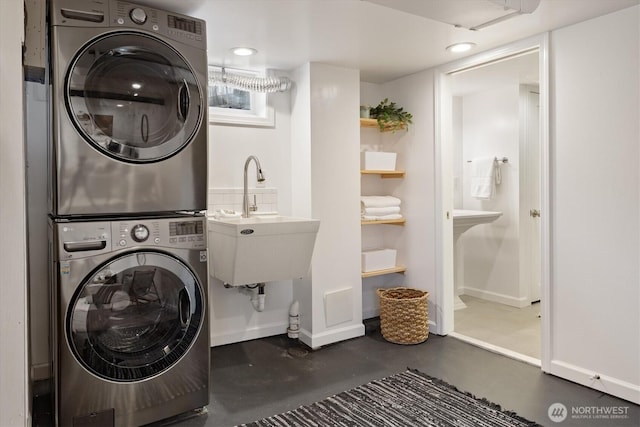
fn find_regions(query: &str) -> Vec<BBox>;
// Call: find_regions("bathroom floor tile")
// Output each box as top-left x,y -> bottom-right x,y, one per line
454,295 -> 541,359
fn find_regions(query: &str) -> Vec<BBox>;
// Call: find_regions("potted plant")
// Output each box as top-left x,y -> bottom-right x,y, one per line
369,98 -> 413,132
360,105 -> 371,118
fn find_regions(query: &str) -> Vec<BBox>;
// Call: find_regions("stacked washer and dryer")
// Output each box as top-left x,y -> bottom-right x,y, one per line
48,1 -> 210,425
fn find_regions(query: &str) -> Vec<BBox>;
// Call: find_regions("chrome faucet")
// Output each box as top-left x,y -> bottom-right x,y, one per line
243,155 -> 266,218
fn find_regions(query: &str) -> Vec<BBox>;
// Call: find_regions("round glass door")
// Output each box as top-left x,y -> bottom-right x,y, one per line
67,251 -> 204,382
66,31 -> 203,163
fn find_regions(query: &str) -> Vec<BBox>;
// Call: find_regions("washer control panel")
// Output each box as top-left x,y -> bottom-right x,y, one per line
114,217 -> 205,249
55,216 -> 206,259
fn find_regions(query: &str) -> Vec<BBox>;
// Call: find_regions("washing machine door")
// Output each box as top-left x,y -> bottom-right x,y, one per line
67,251 -> 204,382
66,31 -> 203,163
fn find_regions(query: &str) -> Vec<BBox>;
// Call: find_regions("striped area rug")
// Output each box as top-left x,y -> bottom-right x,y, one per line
239,369 -> 540,427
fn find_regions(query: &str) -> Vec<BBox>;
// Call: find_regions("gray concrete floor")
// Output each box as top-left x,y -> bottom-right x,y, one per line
36,319 -> 639,426
167,319 -> 638,427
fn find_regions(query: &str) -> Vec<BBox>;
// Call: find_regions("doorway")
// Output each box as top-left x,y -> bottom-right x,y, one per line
434,35 -> 550,368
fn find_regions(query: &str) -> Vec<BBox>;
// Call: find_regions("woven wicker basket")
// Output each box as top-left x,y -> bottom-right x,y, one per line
377,287 -> 429,345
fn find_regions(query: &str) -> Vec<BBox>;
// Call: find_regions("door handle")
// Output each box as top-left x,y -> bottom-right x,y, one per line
63,240 -> 107,252
177,79 -> 190,123
530,209 -> 541,218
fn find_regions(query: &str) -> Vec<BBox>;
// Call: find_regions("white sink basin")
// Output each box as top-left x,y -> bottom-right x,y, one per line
208,215 -> 320,286
453,209 -> 502,237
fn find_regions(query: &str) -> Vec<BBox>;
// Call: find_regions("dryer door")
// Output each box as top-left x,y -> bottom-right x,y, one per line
66,31 -> 203,163
67,251 -> 204,382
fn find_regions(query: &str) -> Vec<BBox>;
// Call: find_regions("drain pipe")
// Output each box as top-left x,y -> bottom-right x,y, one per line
287,300 -> 300,339
251,284 -> 266,312
235,283 -> 266,312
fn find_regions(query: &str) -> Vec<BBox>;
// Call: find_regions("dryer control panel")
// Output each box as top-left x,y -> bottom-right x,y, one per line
50,0 -> 207,50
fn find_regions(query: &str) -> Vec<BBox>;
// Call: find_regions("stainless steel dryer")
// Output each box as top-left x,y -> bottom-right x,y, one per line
50,0 -> 207,217
50,215 -> 209,426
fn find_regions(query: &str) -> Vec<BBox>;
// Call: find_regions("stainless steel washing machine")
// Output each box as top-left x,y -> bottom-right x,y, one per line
50,215 -> 209,426
50,0 -> 207,217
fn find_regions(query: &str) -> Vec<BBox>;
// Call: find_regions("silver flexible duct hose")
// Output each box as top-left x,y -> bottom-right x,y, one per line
208,70 -> 292,93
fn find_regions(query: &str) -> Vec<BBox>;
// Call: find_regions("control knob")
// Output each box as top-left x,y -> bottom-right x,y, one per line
130,7 -> 147,24
131,224 -> 149,242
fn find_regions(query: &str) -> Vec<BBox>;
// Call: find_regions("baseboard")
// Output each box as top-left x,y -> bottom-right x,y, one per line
298,323 -> 365,350
548,360 -> 640,405
210,321 -> 288,347
461,287 -> 529,308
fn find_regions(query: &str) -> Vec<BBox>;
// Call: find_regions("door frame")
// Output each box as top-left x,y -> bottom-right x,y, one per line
433,34 -> 551,371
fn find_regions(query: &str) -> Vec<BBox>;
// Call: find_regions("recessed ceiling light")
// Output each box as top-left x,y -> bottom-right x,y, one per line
231,47 -> 258,56
445,42 -> 476,53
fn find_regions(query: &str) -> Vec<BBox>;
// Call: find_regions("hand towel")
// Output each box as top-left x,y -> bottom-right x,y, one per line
360,196 -> 402,208
470,157 -> 496,200
361,206 -> 401,216
362,214 -> 404,221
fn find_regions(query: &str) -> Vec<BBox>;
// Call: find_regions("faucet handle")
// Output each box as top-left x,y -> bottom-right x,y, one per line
249,194 -> 258,212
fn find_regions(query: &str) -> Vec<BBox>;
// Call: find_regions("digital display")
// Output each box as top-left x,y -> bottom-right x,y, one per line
167,15 -> 202,35
170,220 -> 203,236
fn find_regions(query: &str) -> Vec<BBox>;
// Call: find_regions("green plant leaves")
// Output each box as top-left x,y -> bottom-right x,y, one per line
369,98 -> 413,132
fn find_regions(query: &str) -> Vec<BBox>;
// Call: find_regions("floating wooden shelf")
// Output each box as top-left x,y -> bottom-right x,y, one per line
359,117 -> 405,132
361,169 -> 405,178
362,266 -> 407,278
360,118 -> 379,128
361,218 -> 406,226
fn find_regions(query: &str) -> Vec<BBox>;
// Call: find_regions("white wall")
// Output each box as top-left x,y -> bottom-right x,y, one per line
25,81 -> 50,380
290,63 -> 314,331
549,5 -> 640,403
292,63 -> 364,348
207,88 -> 296,346
459,85 -> 525,306
0,0 -> 29,424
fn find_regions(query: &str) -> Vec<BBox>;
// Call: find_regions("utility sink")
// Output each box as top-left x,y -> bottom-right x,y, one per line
208,215 -> 320,286
453,209 -> 502,238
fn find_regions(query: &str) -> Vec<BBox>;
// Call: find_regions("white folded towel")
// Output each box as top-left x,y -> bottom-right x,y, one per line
360,196 -> 402,208
362,214 -> 404,221
470,157 -> 496,200
361,206 -> 401,216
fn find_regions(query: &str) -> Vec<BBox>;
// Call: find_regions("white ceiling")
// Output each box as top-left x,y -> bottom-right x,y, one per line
137,0 -> 638,83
